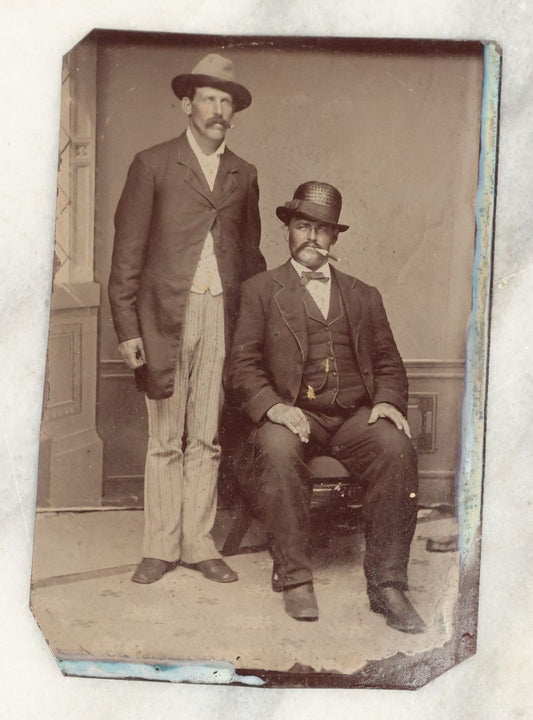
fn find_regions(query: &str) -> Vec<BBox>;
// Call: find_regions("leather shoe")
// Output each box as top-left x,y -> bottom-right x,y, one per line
283,582 -> 319,621
183,558 -> 238,583
131,557 -> 178,584
368,586 -> 426,634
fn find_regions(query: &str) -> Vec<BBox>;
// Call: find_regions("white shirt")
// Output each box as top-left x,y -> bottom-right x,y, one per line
290,258 -> 332,319
187,127 -> 224,296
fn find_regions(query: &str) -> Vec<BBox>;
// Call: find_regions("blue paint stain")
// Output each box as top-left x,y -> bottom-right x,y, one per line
58,658 -> 265,686
457,42 -> 501,566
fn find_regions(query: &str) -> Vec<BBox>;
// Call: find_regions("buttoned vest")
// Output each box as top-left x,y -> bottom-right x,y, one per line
297,279 -> 368,411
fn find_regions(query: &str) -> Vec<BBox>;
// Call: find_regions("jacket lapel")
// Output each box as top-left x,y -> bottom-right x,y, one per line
332,268 -> 363,353
212,149 -> 239,206
273,261 -> 308,360
175,133 -> 215,206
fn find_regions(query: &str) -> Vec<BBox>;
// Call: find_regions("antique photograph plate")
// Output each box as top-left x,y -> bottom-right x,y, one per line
28,31 -> 501,690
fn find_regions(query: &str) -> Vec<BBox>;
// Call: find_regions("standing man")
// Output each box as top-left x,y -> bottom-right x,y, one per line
109,54 -> 265,585
229,181 -> 425,633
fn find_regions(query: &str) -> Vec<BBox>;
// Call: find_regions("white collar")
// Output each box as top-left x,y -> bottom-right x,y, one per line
186,127 -> 226,161
290,258 -> 331,278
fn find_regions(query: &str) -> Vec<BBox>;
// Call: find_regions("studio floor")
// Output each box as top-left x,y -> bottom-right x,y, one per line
30,506 -> 459,686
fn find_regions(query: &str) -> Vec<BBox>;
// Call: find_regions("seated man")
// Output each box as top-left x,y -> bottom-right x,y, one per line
228,181 -> 425,634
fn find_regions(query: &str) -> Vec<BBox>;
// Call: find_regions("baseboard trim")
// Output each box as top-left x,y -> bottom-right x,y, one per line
103,471 -> 455,509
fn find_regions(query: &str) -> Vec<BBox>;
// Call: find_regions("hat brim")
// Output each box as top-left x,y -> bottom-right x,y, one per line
171,73 -> 252,112
276,206 -> 349,232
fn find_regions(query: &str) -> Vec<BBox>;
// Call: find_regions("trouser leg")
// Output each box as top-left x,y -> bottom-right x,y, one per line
142,292 -> 224,562
329,406 -> 419,589
142,349 -> 188,563
180,292 -> 225,564
243,421 -> 313,590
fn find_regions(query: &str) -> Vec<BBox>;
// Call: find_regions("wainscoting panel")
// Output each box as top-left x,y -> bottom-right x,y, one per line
98,362 -> 148,506
47,323 -> 82,420
406,360 -> 465,507
98,358 -> 465,509
39,307 -> 103,507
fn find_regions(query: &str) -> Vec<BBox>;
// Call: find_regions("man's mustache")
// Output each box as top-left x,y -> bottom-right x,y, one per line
206,117 -> 232,129
298,243 -> 339,261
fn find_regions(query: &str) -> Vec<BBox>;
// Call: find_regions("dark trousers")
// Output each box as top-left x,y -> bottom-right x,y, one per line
240,405 -> 418,592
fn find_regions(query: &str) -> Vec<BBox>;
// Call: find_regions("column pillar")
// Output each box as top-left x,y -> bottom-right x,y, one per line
38,38 -> 103,507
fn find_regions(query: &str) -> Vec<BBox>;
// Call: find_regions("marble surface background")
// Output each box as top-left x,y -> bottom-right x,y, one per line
1,1 -> 531,718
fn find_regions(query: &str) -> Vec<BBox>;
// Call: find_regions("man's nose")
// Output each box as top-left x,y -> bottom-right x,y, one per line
308,226 -> 318,241
212,99 -> 223,115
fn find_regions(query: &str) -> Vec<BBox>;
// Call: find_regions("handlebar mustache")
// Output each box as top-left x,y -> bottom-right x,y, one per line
299,244 -> 339,262
206,117 -> 232,129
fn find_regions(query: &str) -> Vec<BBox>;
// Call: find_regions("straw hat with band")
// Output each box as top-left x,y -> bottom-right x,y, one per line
276,181 -> 350,232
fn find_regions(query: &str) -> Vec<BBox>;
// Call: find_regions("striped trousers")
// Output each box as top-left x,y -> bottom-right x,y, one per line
142,292 -> 225,563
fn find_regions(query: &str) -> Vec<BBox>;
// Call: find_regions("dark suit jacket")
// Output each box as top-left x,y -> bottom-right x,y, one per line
229,261 -> 409,423
108,132 -> 265,399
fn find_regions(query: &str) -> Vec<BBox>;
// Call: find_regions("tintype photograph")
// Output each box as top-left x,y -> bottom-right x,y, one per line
30,30 -> 500,689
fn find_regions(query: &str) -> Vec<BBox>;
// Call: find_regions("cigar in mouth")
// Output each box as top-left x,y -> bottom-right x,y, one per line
314,247 -> 339,262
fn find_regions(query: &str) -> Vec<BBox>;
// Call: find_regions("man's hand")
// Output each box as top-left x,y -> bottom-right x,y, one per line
368,402 -> 412,438
266,403 -> 310,443
118,337 -> 146,369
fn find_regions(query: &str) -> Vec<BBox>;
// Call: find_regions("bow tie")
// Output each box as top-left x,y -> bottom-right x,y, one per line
300,271 -> 330,286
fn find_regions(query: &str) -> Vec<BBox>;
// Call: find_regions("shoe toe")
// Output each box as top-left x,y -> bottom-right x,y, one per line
283,583 -> 319,621
196,559 -> 238,583
132,558 -> 177,584
369,587 -> 426,634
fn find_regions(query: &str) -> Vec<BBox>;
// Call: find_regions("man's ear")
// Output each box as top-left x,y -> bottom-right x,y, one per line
282,224 -> 290,242
331,230 -> 339,245
181,96 -> 192,116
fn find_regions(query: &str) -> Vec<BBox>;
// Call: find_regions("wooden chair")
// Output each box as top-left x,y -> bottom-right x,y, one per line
221,455 -> 365,556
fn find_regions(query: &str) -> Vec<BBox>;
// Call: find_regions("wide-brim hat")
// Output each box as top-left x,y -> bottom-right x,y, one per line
171,53 -> 251,112
276,181 -> 349,232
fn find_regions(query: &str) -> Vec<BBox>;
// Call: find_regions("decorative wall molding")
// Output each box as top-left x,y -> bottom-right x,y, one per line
101,358 -> 466,378
46,323 -> 82,420
53,46 -> 97,288
405,359 -> 465,379
419,470 -> 457,480
408,392 -> 438,453
51,281 -> 100,311
73,139 -> 90,161
100,359 -> 134,379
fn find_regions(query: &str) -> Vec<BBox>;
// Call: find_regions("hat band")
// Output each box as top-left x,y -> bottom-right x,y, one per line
286,199 -> 341,226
